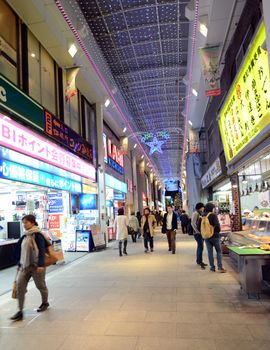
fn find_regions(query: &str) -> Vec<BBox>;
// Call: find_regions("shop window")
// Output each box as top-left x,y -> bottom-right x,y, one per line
27,31 -> 57,114
0,0 -> 18,84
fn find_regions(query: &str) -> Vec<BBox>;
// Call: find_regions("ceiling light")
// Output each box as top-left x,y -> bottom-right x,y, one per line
232,184 -> 238,189
123,127 -> 127,133
192,88 -> 198,97
134,144 -> 137,149
147,162 -> 150,166
242,175 -> 248,184
104,99 -> 110,108
68,44 -> 78,58
141,155 -> 144,159
188,120 -> 193,126
31,53 -> 36,58
199,23 -> 208,37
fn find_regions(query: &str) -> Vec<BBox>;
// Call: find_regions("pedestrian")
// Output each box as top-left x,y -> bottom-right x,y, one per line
162,204 -> 178,254
141,207 -> 157,253
114,208 -> 129,257
202,203 -> 226,273
180,210 -> 189,234
191,203 -> 208,269
129,212 -> 139,242
10,214 -> 49,322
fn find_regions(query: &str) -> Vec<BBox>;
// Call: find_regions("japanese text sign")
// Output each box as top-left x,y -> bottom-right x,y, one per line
0,113 -> 95,180
0,159 -> 82,192
218,22 -> 270,163
44,110 -> 93,162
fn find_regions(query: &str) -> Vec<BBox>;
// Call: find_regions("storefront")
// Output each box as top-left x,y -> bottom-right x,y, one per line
217,21 -> 270,296
0,75 -> 99,269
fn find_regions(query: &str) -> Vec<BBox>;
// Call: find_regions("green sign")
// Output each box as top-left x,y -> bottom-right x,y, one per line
0,74 -> 44,130
218,22 -> 270,163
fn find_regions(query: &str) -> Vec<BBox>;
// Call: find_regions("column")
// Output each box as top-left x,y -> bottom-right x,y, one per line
263,0 -> 270,69
96,103 -> 107,243
131,151 -> 139,213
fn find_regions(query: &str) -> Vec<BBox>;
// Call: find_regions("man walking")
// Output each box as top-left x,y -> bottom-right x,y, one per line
191,203 -> 208,269
162,205 -> 178,254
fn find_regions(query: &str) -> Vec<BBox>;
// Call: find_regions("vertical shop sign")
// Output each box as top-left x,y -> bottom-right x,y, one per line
65,67 -> 80,102
200,45 -> 221,96
219,22 -> 270,163
189,129 -> 200,153
103,133 -> 108,163
120,137 -> 128,155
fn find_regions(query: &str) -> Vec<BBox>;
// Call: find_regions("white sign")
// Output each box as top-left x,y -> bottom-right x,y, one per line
201,157 -> 222,189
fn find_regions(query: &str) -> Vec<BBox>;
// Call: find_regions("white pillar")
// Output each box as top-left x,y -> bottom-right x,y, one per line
131,151 -> 139,212
96,103 -> 107,244
263,0 -> 270,69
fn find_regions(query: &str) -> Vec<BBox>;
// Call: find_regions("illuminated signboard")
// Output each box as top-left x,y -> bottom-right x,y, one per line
0,159 -> 82,192
103,133 -> 108,163
0,113 -> 96,180
218,22 -> 270,163
105,173 -> 127,193
106,137 -> 124,174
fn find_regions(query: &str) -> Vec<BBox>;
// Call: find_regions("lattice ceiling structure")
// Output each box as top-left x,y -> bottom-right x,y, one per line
76,0 -> 189,179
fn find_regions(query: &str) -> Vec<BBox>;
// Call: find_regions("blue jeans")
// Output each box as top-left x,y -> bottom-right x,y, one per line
205,237 -> 223,269
194,233 -> 204,264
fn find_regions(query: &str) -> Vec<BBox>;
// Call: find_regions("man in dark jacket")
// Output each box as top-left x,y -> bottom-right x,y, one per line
162,205 -> 178,254
180,210 -> 189,233
204,203 -> 226,273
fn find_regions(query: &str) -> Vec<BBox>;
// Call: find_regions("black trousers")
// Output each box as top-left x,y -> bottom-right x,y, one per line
144,233 -> 153,250
181,224 -> 188,233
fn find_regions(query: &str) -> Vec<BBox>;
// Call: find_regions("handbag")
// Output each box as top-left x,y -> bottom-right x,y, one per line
44,245 -> 58,267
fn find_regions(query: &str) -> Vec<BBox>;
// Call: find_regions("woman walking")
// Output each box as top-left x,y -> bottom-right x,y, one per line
10,215 -> 49,321
141,208 -> 157,253
114,208 -> 129,256
129,212 -> 139,242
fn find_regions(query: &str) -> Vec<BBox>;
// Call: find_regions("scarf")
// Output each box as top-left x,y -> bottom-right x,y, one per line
20,226 -> 40,269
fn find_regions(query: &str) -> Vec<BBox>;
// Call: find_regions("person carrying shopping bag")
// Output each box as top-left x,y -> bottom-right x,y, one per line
114,207 -> 129,257
141,208 -> 157,253
10,215 -> 49,321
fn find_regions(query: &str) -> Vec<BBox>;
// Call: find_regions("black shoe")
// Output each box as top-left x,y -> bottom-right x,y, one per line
168,249 -> 171,252
10,311 -> 23,321
172,251 -> 175,254
210,267 -> 216,272
37,302 -> 49,312
123,251 -> 128,255
201,262 -> 208,267
151,249 -> 154,252
200,263 -> 206,269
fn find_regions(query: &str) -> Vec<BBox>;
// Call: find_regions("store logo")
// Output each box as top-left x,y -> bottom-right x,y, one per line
0,86 -> 7,102
107,138 -> 123,167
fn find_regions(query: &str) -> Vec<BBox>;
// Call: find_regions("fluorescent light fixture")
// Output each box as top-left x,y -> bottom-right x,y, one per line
242,175 -> 248,184
123,127 -> 127,133
134,143 -> 137,149
104,99 -> 110,108
68,44 -> 78,58
192,88 -> 198,97
141,155 -> 144,159
31,53 -> 36,58
199,23 -> 208,37
147,162 -> 150,166
232,184 -> 238,189
188,120 -> 193,126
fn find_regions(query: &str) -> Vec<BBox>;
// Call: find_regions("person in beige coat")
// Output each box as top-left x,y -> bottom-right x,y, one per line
114,207 -> 129,257
141,208 -> 157,253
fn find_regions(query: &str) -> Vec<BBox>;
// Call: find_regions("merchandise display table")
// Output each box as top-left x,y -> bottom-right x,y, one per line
0,240 -> 18,269
228,246 -> 270,298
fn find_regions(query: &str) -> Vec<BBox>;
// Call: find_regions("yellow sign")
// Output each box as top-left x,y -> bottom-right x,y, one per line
218,22 -> 270,163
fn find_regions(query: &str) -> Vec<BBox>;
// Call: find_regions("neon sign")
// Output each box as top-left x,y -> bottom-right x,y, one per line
104,136 -> 124,174
0,113 -> 95,180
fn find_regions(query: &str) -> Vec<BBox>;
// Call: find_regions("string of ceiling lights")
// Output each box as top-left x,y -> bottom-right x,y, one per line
55,0 -> 162,184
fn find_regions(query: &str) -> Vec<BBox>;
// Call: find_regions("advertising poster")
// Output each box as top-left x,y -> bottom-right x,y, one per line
91,224 -> 106,248
189,129 -> 200,153
200,45 -> 221,96
219,22 -> 270,163
48,193 -> 63,213
76,230 -> 90,252
48,214 -> 61,229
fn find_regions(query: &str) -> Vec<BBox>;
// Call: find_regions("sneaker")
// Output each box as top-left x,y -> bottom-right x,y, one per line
200,263 -> 206,269
37,302 -> 49,312
218,268 -> 227,273
201,262 -> 208,267
10,311 -> 23,321
210,267 -> 216,272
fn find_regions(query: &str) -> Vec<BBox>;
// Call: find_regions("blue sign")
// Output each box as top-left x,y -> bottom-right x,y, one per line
105,173 -> 127,193
106,200 -> 113,207
0,159 -> 82,192
113,191 -> 125,200
79,194 -> 97,210
48,193 -> 64,213
108,157 -> 124,174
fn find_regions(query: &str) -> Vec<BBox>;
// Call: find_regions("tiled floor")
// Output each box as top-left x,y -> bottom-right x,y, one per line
1,232 -> 270,350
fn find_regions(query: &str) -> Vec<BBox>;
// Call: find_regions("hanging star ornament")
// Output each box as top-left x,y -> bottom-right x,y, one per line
145,136 -> 166,155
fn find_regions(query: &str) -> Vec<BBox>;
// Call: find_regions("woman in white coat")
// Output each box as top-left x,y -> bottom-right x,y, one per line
114,207 -> 129,257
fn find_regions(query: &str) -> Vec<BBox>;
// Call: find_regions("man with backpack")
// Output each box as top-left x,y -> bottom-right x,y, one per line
191,203 -> 208,269
201,203 -> 226,273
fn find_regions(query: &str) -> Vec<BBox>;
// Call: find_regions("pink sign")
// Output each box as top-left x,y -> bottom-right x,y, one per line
0,114 -> 95,180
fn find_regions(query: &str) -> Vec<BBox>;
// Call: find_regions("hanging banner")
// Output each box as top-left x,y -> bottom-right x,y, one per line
65,67 -> 80,102
139,159 -> 145,175
200,45 -> 221,96
189,129 -> 200,153
119,137 -> 128,155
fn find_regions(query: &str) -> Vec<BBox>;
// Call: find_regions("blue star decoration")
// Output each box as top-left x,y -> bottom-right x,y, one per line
145,136 -> 166,155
